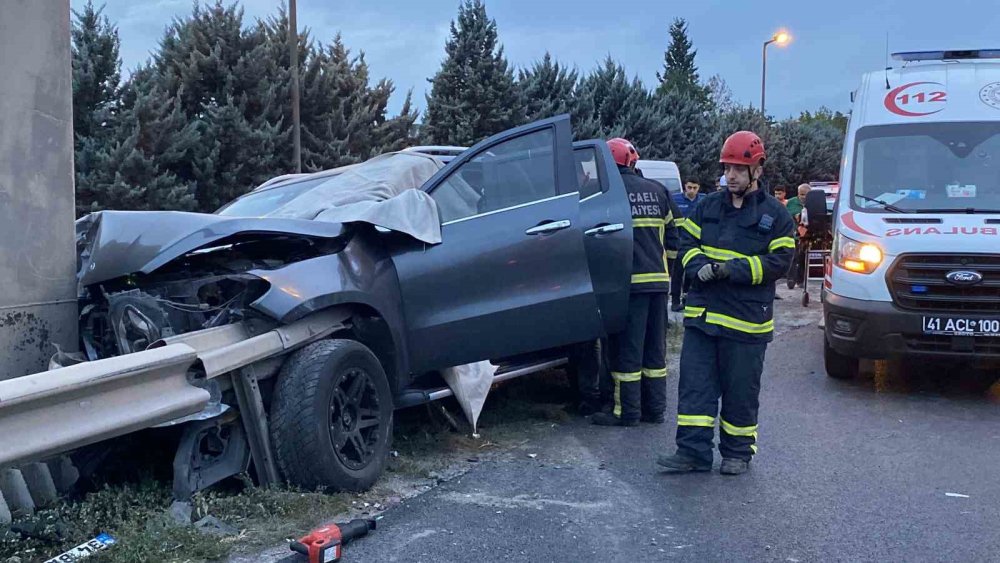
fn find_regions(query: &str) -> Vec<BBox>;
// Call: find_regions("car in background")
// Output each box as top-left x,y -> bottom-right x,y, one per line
636,160 -> 683,193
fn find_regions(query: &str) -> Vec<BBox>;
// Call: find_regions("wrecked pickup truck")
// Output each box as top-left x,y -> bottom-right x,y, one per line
2,116 -> 634,497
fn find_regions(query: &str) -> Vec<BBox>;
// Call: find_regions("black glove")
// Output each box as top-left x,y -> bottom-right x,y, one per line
713,261 -> 731,280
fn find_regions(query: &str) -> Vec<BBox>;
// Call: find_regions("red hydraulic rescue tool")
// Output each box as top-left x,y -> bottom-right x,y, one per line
290,519 -> 377,563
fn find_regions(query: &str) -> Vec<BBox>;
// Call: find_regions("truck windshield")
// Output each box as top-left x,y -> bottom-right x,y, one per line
852,122 -> 1000,213
216,177 -> 328,217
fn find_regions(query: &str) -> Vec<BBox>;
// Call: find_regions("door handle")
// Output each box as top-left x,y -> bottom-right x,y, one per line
585,223 -> 625,236
525,220 -> 571,235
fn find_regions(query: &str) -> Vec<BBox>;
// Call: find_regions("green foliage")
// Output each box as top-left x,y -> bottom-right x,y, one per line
71,1 -> 416,215
423,0 -> 525,145
656,18 -> 711,109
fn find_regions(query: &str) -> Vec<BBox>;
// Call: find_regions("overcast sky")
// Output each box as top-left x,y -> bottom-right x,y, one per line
71,0 -> 1000,119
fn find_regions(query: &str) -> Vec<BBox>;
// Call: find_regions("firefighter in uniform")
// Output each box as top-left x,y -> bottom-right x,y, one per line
592,138 -> 675,427
656,131 -> 795,474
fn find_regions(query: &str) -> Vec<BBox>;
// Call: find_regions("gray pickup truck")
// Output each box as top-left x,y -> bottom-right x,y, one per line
69,116 -> 634,495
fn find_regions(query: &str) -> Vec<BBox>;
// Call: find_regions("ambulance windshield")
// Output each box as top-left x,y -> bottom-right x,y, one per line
852,122 -> 1000,213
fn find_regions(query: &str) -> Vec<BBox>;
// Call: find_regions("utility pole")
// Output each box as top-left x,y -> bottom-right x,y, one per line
289,0 -> 301,173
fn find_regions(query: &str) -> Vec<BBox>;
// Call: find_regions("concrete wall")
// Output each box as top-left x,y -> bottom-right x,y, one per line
0,0 -> 78,380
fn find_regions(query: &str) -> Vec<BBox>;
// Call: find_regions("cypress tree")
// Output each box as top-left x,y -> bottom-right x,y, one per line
424,0 -> 525,145
656,18 -> 710,109
518,53 -> 580,122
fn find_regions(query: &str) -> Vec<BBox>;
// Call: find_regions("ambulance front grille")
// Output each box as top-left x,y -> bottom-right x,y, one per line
887,254 -> 1000,312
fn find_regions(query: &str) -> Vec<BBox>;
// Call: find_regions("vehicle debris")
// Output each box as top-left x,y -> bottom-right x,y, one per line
41,532 -> 115,562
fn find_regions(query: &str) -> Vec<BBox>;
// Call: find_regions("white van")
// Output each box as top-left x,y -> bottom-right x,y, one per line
636,160 -> 683,193
823,49 -> 1000,378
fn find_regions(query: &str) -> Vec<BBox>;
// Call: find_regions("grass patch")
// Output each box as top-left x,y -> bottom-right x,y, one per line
0,480 -> 352,563
0,370 -> 576,562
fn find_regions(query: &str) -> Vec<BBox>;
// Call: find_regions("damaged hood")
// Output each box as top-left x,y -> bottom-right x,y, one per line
76,210 -> 349,287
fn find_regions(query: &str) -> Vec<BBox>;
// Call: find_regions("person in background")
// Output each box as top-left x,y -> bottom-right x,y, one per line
785,183 -> 811,286
786,183 -> 810,224
670,181 -> 706,312
773,185 -> 788,206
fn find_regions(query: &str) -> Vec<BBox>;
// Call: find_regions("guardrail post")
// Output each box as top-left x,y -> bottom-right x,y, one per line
232,367 -> 281,487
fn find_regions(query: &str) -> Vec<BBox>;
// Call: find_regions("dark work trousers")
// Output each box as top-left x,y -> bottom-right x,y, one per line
669,258 -> 689,306
608,293 -> 668,423
598,336 -> 613,411
675,327 -> 767,463
568,339 -> 603,409
789,239 -> 808,285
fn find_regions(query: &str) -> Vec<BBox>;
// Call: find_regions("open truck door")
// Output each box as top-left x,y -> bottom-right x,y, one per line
392,116 -> 607,373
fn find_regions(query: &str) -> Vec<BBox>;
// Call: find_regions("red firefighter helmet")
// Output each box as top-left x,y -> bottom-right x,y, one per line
719,131 -> 766,166
607,138 -> 639,168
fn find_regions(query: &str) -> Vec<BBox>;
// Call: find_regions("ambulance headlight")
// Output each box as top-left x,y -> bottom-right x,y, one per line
836,233 -> 882,274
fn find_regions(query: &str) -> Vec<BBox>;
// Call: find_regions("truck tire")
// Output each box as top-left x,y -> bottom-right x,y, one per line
824,337 -> 859,380
270,339 -> 393,492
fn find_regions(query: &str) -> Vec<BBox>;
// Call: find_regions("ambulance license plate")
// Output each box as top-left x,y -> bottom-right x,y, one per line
922,317 -> 1000,337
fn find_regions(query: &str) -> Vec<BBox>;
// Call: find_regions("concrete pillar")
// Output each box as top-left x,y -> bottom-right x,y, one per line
0,0 -> 78,381
0,469 -> 35,517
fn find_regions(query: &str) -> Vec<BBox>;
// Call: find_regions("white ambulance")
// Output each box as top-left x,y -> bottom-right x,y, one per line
823,49 -> 1000,379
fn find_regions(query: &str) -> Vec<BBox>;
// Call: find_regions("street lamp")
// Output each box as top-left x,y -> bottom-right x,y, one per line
761,30 -> 791,116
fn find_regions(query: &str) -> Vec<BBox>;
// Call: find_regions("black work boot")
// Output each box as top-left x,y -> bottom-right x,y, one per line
720,458 -> 750,475
671,301 -> 684,313
640,414 -> 665,424
578,399 -> 601,417
591,412 -> 638,427
656,452 -> 711,473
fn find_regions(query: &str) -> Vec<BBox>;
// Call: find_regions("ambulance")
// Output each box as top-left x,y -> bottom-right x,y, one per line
823,49 -> 1000,379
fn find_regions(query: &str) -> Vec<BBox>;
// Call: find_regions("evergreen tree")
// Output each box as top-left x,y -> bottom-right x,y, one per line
423,0 -> 525,145
705,74 -> 736,113
154,2 -> 285,209
518,53 -> 580,122
797,107 -> 850,135
373,90 -> 420,154
656,18 -> 710,108
71,1 -> 123,215
71,1 -> 120,142
575,58 -> 647,138
77,76 -> 200,213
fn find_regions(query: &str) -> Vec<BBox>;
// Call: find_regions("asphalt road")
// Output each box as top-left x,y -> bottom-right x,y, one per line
347,290 -> 1000,562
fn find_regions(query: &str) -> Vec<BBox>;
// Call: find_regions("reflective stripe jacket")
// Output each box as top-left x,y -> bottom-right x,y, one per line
679,188 -> 795,342
621,167 -> 675,293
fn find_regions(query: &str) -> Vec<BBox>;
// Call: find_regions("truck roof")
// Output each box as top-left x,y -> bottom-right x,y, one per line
855,55 -> 1000,127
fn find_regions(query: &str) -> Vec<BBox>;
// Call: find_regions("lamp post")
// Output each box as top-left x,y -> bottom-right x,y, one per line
289,0 -> 301,173
761,30 -> 791,116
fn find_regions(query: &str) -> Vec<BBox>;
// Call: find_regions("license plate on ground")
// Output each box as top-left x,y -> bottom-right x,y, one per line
922,317 -> 1000,337
45,533 -> 116,562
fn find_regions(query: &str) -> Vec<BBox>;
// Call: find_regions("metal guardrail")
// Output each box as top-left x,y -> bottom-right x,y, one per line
0,344 -> 205,467
0,308 -> 350,469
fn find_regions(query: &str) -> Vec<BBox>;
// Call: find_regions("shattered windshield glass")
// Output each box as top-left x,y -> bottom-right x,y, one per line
852,122 -> 1000,213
